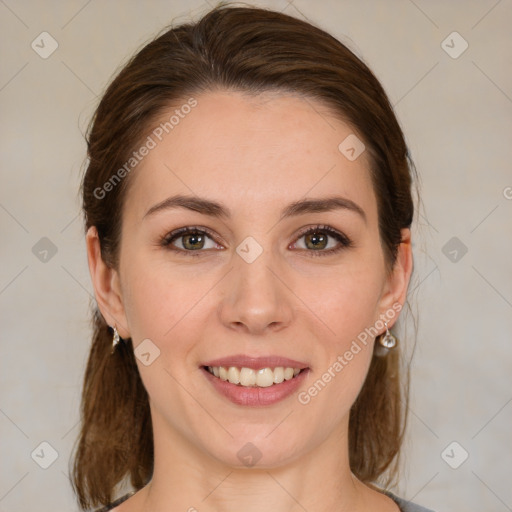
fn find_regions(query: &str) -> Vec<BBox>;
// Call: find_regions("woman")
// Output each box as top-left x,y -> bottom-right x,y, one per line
72,4 -> 434,512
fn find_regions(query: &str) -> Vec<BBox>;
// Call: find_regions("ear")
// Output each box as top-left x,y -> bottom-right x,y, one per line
86,226 -> 130,338
377,228 -> 413,330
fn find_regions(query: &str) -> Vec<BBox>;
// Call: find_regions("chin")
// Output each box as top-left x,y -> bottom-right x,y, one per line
204,431 -> 305,470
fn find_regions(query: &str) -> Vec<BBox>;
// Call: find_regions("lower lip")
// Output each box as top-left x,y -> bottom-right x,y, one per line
201,367 -> 310,406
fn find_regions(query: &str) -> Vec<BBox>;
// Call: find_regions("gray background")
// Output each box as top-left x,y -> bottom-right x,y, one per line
1,1 -> 511,511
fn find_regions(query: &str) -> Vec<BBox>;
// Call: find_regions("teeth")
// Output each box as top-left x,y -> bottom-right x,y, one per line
227,366 -> 240,384
284,367 -> 294,380
273,366 -> 284,384
256,368 -> 273,387
206,366 -> 304,387
240,367 -> 256,386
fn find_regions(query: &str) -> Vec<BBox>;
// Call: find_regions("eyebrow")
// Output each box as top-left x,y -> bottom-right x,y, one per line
143,194 -> 367,223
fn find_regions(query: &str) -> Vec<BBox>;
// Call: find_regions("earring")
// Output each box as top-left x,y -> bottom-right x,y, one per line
374,321 -> 397,357
111,326 -> 120,354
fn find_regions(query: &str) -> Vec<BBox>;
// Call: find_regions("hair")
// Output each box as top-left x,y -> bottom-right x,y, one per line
72,3 -> 416,510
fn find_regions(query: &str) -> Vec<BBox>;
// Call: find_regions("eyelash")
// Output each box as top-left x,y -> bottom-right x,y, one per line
160,224 -> 353,258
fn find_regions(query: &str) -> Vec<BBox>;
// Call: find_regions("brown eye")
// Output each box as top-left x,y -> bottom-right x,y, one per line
293,225 -> 353,257
161,226 -> 221,256
304,231 -> 329,250
181,232 -> 206,250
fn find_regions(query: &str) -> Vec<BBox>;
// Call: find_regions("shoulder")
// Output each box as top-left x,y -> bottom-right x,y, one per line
93,491 -> 135,512
94,489 -> 436,512
384,490 -> 437,512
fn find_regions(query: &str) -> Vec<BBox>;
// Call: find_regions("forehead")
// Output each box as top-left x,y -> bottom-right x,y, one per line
125,90 -> 377,222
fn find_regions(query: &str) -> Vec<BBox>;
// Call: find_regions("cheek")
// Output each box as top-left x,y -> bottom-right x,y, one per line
120,261 -> 207,418
293,257 -> 384,409
120,254 -> 205,342
295,276 -> 380,430
300,260 -> 385,345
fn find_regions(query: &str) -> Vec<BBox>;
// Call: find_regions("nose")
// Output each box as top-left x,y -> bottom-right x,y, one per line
218,249 -> 294,336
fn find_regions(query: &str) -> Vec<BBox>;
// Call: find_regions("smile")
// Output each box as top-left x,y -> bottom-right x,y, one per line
205,365 -> 303,387
201,365 -> 310,406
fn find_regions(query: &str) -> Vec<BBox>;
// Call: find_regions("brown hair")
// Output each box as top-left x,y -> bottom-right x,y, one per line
72,3 -> 416,509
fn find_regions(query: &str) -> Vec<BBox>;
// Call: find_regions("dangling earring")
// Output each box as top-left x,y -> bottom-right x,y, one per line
111,326 -> 120,354
374,321 -> 397,357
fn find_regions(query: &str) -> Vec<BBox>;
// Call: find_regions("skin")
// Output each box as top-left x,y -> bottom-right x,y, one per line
87,90 -> 412,512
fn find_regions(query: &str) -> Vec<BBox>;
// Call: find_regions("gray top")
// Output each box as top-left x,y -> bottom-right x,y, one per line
385,490 -> 436,512
96,490 -> 436,511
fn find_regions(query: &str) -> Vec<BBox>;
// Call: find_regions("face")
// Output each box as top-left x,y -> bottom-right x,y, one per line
90,90 -> 411,469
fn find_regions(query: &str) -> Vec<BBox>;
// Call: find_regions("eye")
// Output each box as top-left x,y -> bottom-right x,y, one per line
161,226 -> 222,256
291,225 -> 353,257
161,224 -> 353,258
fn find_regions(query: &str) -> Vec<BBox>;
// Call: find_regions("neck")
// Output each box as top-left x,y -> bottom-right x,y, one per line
139,412 -> 368,512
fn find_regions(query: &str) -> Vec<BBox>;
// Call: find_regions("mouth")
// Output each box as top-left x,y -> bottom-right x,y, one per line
200,354 -> 310,386
200,357 -> 310,406
202,365 -> 306,387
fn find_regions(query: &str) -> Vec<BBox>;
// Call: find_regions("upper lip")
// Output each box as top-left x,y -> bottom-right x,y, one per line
202,354 -> 309,370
